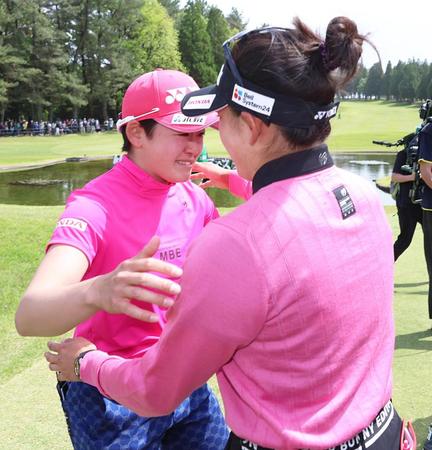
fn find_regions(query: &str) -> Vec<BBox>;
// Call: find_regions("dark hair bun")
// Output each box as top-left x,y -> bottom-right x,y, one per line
324,16 -> 366,84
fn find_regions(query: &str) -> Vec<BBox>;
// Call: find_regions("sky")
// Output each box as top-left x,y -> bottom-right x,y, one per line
208,0 -> 431,68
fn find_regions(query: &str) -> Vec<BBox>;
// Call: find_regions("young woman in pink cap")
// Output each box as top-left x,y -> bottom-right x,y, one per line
45,17 -> 414,450
16,69 -> 231,449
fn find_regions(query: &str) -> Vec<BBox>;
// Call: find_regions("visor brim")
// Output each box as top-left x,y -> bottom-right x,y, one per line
181,84 -> 228,118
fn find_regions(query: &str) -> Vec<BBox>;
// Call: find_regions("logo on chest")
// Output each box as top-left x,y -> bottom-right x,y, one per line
159,247 -> 182,261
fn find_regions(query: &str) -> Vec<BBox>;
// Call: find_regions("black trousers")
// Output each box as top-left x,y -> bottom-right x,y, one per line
423,209 -> 432,319
394,203 -> 423,261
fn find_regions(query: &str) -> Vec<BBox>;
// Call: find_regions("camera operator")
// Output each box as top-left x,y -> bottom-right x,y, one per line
419,121 -> 432,320
392,145 -> 423,261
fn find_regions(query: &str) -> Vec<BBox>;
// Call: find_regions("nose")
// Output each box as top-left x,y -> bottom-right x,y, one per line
185,133 -> 204,156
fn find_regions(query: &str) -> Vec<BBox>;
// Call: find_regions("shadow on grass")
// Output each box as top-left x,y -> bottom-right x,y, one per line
412,415 -> 432,449
396,329 -> 432,352
395,282 -> 428,288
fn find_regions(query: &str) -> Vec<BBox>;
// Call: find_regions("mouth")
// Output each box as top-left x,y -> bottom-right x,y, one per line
175,160 -> 194,167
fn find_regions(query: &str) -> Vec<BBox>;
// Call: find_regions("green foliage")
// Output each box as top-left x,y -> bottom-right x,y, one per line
207,6 -> 230,69
179,0 -> 217,85
127,0 -> 184,74
226,7 -> 247,34
158,0 -> 181,19
1,1 -> 431,120
382,61 -> 392,100
364,62 -> 383,98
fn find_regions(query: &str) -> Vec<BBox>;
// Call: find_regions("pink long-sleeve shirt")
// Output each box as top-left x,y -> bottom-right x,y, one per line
81,160 -> 394,449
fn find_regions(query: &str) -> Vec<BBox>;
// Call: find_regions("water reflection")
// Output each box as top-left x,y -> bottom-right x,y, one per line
0,152 -> 396,206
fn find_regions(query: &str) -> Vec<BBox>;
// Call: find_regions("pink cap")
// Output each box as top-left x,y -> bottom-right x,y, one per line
117,69 -> 219,132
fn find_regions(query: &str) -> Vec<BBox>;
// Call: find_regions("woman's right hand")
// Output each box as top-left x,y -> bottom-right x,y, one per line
89,236 -> 182,322
190,161 -> 232,190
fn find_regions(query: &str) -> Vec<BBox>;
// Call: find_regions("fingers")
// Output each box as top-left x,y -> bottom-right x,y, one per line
190,172 -> 205,180
47,341 -> 62,352
115,270 -> 181,295
199,180 -> 215,189
125,257 -> 183,279
136,236 -> 160,259
119,303 -> 162,323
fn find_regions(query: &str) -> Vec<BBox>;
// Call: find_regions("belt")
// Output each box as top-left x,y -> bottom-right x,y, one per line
225,400 -> 399,450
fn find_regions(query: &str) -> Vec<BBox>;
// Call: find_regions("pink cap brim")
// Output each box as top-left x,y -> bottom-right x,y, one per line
155,111 -> 219,132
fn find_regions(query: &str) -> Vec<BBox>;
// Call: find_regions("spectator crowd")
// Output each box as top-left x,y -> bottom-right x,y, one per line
0,117 -> 115,137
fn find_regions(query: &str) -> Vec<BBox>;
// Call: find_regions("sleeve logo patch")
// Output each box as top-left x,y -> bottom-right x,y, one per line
182,94 -> 216,110
56,218 -> 88,232
231,84 -> 275,117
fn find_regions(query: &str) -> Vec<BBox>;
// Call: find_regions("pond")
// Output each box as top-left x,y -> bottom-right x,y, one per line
0,152 -> 396,207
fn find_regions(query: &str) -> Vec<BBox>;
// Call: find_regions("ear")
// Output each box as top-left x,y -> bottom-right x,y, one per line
239,112 -> 266,146
125,122 -> 147,148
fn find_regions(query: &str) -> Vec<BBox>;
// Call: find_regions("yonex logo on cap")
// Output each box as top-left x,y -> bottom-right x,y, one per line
165,87 -> 198,105
314,105 -> 338,120
231,84 -> 275,117
171,114 -> 206,125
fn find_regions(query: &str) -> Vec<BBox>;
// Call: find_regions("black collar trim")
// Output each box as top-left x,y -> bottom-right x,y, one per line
252,144 -> 334,194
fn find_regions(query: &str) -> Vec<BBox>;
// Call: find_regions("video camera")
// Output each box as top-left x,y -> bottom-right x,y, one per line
372,99 -> 432,204
419,99 -> 432,122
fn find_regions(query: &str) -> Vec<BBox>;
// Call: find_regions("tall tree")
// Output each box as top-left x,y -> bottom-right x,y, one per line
0,1 -> 24,120
345,64 -> 367,97
206,6 -> 230,69
390,62 -> 404,101
417,62 -> 432,100
382,61 -> 392,101
1,0 -> 74,121
128,0 -> 184,75
62,0 -> 143,119
364,62 -> 383,99
226,7 -> 247,34
179,0 -> 217,85
158,0 -> 180,19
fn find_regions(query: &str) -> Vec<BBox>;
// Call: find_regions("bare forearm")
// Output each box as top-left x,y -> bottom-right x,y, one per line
16,277 -> 99,336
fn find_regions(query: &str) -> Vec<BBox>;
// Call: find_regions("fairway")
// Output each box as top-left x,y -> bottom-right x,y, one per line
0,100 -> 430,449
0,100 -> 421,168
0,203 -> 429,449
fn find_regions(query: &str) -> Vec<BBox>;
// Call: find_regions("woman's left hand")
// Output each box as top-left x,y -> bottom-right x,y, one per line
45,337 -> 96,382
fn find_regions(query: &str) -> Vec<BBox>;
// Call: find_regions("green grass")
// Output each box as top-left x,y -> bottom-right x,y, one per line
0,203 -> 430,449
327,100 -> 420,151
0,100 -> 422,168
0,129 -> 228,168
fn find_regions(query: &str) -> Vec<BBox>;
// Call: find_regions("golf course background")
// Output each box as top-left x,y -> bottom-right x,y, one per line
0,101 -> 430,449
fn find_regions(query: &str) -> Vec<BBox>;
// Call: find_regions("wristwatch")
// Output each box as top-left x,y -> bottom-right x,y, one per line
74,349 -> 96,380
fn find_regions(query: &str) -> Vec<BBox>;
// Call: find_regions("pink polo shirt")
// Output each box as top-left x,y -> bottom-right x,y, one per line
48,155 -> 218,358
81,163 -> 394,449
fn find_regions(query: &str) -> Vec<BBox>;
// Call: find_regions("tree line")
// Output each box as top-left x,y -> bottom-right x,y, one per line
0,0 -> 246,122
345,60 -> 432,103
1,0 -> 430,122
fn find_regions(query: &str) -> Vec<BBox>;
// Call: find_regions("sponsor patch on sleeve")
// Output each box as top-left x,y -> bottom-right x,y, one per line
56,218 -> 88,232
332,185 -> 356,219
171,114 -> 206,125
182,94 -> 216,110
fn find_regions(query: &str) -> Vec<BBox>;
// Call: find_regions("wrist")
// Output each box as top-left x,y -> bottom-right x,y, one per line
84,275 -> 105,310
74,349 -> 96,380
